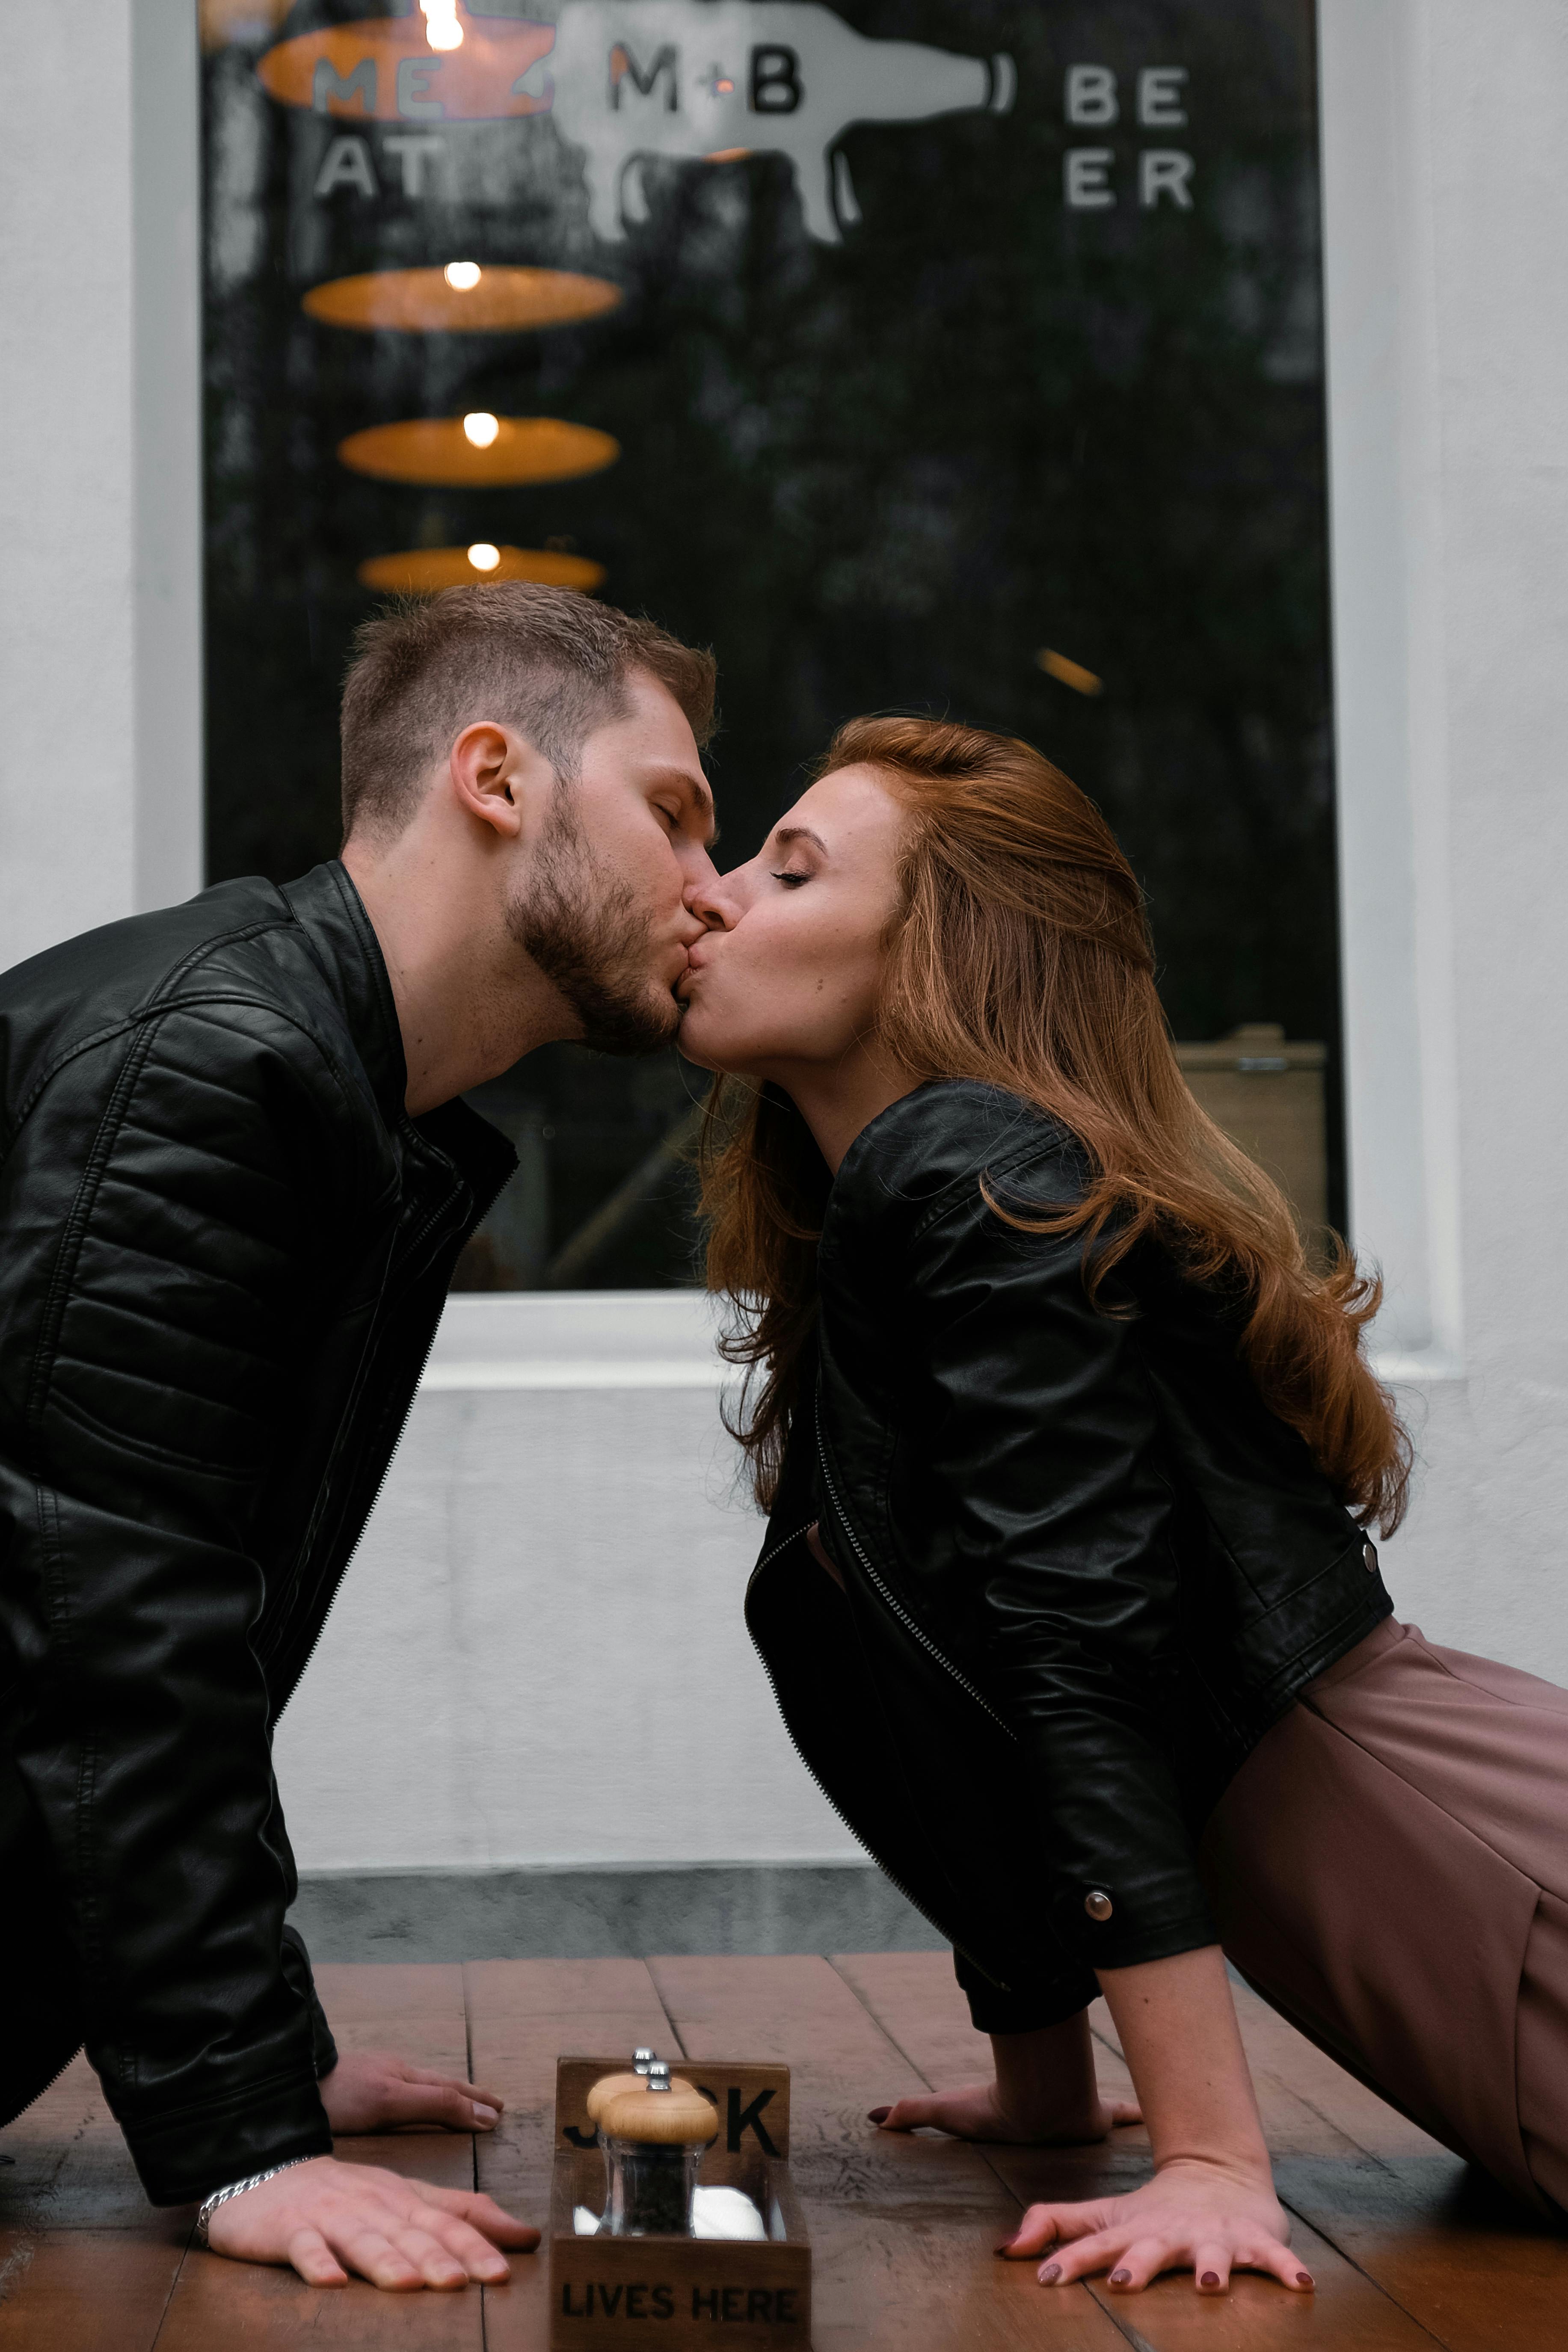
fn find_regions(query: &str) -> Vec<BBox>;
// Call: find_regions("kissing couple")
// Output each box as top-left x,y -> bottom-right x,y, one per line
3,585 -> 1565,2299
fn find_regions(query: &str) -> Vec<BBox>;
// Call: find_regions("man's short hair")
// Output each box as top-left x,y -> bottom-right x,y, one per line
339,584 -> 717,844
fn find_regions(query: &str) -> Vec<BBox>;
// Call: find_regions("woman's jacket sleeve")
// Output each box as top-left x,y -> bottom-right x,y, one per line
904,1155 -> 1221,1976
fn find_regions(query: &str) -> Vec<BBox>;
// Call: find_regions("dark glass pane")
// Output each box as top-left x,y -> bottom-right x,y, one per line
202,0 -> 1339,1286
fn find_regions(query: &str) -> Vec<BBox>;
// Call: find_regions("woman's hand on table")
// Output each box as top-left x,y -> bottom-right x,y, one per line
996,2153 -> 1311,2294
868,2010 -> 1139,2145
205,2155 -> 538,2290
319,2047 -> 505,2134
1006,1945 -> 1311,2294
869,2074 -> 1138,2145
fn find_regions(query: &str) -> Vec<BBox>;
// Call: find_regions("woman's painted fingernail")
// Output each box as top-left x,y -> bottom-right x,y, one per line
1200,2271 -> 1221,2288
1037,2262 -> 1061,2284
1109,2269 -> 1132,2286
473,2103 -> 499,2126
1296,2272 -> 1314,2289
867,2106 -> 890,2125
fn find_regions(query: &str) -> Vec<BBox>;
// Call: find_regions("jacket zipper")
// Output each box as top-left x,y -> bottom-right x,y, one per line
744,1522 -> 1011,1988
814,1396 -> 1019,1745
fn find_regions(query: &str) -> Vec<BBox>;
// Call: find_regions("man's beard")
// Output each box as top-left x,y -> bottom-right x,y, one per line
507,799 -> 682,1057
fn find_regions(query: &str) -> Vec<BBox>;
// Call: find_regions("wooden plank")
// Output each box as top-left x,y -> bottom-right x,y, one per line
0,2050 -> 189,2350
155,1960 -> 485,2351
0,2048 -> 163,2231
1268,2152 -> 1568,2352
835,1949 -> 1446,2352
649,1952 -> 1130,2352
0,2229 -> 189,2352
467,1956 -> 676,2352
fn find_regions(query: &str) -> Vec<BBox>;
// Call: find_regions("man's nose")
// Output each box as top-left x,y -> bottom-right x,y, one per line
684,863 -> 741,933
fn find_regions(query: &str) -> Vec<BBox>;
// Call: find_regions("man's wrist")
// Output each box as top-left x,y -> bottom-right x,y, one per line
196,2154 -> 319,2247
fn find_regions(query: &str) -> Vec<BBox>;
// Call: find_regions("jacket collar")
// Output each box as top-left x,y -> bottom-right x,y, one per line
280,859 -> 410,1132
279,860 -> 519,1212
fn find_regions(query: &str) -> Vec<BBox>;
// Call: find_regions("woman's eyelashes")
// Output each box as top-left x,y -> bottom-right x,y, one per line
771,868 -> 811,888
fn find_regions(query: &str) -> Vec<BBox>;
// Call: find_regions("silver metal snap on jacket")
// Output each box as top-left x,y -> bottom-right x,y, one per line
1363,1540 -> 1378,1573
1084,1890 -> 1114,1922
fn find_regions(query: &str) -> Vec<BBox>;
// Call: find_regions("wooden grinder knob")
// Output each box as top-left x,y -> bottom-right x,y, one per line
597,2076 -> 719,2146
585,2072 -> 650,2125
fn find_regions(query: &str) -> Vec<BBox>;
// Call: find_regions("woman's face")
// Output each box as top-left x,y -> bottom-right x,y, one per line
677,764 -> 910,1079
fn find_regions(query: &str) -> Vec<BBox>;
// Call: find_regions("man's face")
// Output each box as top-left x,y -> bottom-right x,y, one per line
507,669 -> 717,1055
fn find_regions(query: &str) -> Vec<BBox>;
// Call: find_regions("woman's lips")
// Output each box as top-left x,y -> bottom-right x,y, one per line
678,944 -> 711,995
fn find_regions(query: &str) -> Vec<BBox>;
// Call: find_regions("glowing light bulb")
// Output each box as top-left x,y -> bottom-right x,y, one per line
468,542 -> 501,572
421,0 -> 463,50
462,412 -> 500,448
443,261 -> 482,292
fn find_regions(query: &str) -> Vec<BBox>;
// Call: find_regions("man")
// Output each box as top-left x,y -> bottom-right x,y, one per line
0,586 -> 718,2288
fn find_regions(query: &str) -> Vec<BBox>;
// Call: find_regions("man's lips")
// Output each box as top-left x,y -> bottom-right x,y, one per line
675,942 -> 711,998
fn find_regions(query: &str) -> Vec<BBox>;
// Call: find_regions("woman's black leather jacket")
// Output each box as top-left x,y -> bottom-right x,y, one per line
746,1081 -> 1391,2032
0,864 -> 515,2202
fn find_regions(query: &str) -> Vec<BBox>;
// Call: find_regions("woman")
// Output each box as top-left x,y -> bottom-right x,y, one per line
676,715 -> 1568,2297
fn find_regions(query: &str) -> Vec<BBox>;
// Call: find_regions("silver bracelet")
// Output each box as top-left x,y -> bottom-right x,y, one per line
196,2154 -> 317,2248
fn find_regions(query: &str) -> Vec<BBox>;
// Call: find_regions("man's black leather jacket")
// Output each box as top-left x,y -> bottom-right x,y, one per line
0,863 -> 514,2204
746,1082 -> 1391,2032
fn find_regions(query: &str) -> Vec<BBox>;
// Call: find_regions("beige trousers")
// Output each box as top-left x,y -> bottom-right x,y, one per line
1201,1617 -> 1568,2217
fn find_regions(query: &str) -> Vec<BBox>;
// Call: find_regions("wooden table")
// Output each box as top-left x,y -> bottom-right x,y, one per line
3,1952 -> 1564,2347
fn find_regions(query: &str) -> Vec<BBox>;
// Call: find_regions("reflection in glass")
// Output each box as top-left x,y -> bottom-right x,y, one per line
336,414 -> 619,484
356,543 -> 607,592
203,0 -> 1342,1288
303,264 -> 623,332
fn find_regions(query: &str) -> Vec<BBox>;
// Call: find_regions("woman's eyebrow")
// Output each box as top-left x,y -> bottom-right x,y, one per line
774,825 -> 829,855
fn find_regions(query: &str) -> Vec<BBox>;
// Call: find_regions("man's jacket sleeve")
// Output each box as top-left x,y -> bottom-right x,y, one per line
905,1160 -> 1220,1977
0,1003 -> 342,2202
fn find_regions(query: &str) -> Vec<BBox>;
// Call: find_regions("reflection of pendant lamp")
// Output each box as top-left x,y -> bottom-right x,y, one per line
258,10 -> 553,119
303,267 -> 622,335
1036,649 -> 1104,696
338,415 -> 619,486
357,545 -> 606,593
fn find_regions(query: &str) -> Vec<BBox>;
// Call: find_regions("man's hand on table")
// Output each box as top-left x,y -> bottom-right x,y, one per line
320,2047 -> 505,2134
205,2155 -> 538,2289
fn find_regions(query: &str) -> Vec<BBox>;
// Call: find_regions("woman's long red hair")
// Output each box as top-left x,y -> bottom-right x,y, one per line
701,715 -> 1410,1530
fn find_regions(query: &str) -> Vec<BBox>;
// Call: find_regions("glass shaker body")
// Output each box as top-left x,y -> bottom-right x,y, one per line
601,2133 -> 702,2237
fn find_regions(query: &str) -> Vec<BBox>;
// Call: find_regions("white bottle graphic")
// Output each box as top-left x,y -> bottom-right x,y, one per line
515,1 -> 1015,243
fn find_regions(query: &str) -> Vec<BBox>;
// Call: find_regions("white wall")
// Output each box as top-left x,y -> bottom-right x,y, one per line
272,1296 -> 855,1871
0,0 -> 200,969
1320,0 -> 1568,1674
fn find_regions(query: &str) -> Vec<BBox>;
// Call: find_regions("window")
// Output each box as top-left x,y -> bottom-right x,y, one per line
202,0 -> 1337,1286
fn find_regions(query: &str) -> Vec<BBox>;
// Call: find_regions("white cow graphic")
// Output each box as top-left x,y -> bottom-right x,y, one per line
515,1 -> 1015,243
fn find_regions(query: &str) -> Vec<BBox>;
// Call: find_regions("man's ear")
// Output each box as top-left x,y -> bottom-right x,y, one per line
448,721 -> 542,838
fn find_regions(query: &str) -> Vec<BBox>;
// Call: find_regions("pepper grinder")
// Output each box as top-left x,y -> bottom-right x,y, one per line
584,2048 -> 662,2129
593,2064 -> 719,2237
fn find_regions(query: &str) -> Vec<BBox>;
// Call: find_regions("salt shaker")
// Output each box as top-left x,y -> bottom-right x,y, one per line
594,2068 -> 719,2237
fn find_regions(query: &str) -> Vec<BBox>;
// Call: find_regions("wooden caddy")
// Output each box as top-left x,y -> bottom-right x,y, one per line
549,2055 -> 810,2349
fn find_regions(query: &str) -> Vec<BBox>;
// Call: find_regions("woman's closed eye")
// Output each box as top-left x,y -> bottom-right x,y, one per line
771,868 -> 812,888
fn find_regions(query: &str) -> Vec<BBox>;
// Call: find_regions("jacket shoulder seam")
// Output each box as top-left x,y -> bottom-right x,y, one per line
905,1130 -> 1085,1248
143,912 -> 298,1007
4,983 -> 364,1164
